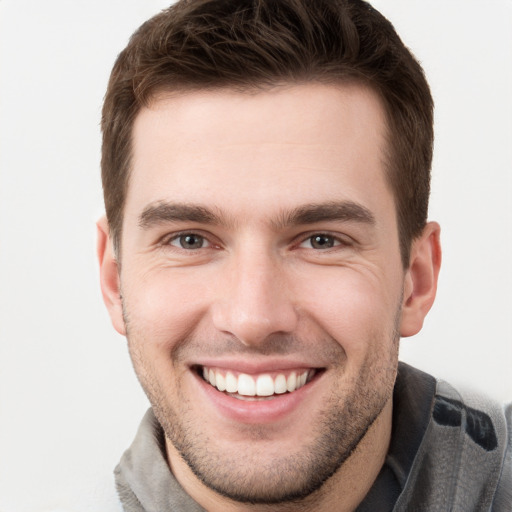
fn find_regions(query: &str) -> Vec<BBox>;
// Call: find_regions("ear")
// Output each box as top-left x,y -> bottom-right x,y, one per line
400,222 -> 442,337
97,216 -> 126,336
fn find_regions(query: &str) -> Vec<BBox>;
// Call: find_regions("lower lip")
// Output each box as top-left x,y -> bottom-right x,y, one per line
194,371 -> 322,424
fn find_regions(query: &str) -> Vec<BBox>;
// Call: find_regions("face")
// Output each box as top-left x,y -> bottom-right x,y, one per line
112,84 -> 408,503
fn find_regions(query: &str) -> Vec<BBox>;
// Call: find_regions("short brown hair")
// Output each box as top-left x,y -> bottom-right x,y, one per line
102,0 -> 433,266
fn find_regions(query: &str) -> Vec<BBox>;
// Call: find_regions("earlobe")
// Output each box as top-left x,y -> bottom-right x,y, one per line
97,216 -> 126,336
400,222 -> 442,337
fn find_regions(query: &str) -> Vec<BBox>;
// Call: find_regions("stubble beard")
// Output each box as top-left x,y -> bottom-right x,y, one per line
124,306 -> 401,506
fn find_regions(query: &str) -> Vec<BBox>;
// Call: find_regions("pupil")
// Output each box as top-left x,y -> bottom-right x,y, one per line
312,235 -> 333,249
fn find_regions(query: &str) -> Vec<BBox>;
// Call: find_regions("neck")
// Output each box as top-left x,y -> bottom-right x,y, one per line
166,398 -> 393,512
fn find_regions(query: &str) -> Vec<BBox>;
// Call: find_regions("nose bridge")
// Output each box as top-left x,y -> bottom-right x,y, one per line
212,243 -> 298,345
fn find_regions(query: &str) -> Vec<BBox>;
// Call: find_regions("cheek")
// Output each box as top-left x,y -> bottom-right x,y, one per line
122,268 -> 213,349
295,266 -> 400,355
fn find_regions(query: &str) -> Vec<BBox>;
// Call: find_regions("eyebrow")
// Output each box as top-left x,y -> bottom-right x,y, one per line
273,201 -> 376,229
138,200 -> 375,230
139,202 -> 226,229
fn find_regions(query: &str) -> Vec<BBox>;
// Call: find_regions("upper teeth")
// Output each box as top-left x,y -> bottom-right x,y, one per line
202,367 -> 311,397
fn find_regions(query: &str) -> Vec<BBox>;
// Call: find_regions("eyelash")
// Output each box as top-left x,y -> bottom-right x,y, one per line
299,232 -> 348,251
162,231 -> 214,250
296,232 -> 352,251
160,230 -> 351,253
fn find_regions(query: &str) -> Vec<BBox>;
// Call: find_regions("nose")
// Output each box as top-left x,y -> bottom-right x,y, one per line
211,249 -> 299,347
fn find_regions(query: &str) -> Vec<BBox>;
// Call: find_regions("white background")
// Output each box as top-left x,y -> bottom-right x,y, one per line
0,1 -> 511,510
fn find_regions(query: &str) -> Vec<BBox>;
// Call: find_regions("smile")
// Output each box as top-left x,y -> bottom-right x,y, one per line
200,366 -> 318,400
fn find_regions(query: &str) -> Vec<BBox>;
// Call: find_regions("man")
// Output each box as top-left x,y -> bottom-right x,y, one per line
97,0 -> 511,510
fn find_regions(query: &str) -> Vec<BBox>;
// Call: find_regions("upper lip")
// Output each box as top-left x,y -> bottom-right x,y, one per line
191,358 -> 325,374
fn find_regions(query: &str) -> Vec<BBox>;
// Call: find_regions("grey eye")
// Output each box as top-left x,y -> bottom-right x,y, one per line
310,234 -> 335,249
170,234 -> 207,249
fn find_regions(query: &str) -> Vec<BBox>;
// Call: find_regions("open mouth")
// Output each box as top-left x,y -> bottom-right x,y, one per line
196,365 -> 322,401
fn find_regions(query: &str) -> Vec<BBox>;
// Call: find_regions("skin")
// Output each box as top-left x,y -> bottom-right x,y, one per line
98,83 -> 441,511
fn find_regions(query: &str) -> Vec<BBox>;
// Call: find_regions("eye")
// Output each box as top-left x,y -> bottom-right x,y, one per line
168,233 -> 210,250
300,234 -> 341,250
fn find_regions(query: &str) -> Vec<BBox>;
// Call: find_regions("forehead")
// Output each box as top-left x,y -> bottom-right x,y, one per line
126,83 -> 392,225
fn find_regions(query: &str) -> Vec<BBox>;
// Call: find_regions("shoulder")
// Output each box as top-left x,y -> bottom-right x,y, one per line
440,384 -> 512,511
492,401 -> 512,510
432,379 -> 511,510
433,379 -> 508,453
394,365 -> 511,511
